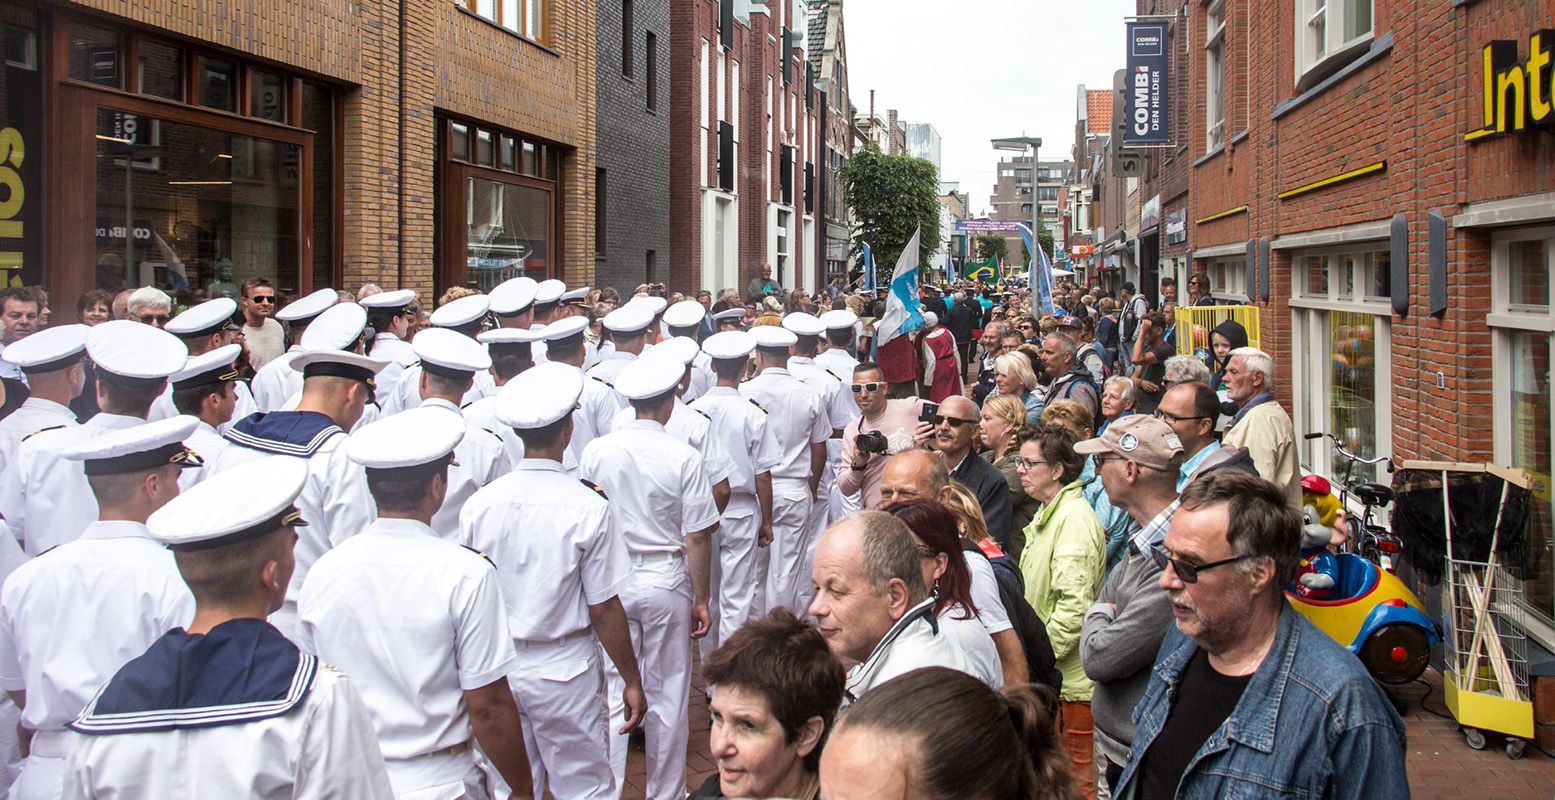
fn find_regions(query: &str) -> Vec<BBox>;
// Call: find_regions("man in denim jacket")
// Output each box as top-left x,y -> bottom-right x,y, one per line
1116,471 -> 1408,800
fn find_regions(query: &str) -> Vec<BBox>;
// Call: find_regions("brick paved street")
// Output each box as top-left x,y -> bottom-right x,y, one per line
615,666 -> 1555,799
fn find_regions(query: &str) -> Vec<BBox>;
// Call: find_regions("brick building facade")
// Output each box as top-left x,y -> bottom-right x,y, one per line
3,0 -> 596,310
596,0 -> 671,292
808,0 -> 853,285
1173,0 -> 1555,650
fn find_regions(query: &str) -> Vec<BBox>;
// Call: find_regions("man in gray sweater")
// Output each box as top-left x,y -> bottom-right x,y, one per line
1076,415 -> 1184,794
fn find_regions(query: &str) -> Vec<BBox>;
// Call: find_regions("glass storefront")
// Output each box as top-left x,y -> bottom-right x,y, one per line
464,177 -> 551,293
438,118 -> 560,294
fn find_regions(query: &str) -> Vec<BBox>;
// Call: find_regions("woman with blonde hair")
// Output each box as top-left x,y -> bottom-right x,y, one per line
994,352 -> 1041,426
979,394 -> 1038,558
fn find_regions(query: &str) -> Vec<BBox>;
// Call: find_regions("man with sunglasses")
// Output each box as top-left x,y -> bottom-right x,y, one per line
1117,470 -> 1407,800
239,278 -> 285,371
836,363 -> 933,511
926,396 -> 1011,549
1074,415 -> 1181,792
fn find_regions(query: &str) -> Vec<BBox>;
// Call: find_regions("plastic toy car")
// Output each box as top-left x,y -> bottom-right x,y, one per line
1287,552 -> 1440,684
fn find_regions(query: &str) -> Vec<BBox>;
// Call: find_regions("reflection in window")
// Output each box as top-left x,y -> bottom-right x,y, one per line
1509,240 -> 1550,309
137,39 -> 183,101
465,178 -> 550,291
198,57 -> 238,112
1327,309 -> 1377,463
1508,330 -> 1552,619
69,23 -> 121,88
250,71 -> 288,122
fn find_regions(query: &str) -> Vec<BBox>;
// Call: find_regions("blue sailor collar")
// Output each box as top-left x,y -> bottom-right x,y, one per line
71,618 -> 316,735
224,410 -> 343,457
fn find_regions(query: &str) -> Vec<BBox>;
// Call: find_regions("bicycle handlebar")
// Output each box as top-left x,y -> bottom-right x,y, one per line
1306,431 -> 1395,470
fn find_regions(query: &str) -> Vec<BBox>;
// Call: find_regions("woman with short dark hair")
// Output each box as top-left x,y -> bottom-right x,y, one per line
690,610 -> 845,800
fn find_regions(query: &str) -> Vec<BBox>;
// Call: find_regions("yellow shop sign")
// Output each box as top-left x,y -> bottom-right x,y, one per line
1465,31 -> 1555,142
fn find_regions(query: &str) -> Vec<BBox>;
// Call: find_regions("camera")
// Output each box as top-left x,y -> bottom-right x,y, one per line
855,430 -> 890,456
918,402 -> 940,424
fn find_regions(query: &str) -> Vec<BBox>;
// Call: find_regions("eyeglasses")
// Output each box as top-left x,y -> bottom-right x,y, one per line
932,415 -> 976,428
850,382 -> 884,394
1154,409 -> 1211,425
1015,457 -> 1048,471
1147,544 -> 1256,583
248,295 -> 275,304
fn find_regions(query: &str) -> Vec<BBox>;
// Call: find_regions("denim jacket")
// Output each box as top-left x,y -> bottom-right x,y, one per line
1116,605 -> 1409,800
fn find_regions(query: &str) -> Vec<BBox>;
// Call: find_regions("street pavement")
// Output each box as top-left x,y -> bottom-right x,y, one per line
614,664 -> 1555,799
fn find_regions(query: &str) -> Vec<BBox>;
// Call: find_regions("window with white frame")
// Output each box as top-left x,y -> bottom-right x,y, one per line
1289,247 -> 1392,487
1294,0 -> 1372,83
1205,0 -> 1226,151
1488,226 -> 1555,636
465,0 -> 544,42
1202,256 -> 1247,301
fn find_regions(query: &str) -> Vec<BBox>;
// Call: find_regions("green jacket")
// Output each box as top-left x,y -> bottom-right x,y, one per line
1020,480 -> 1106,701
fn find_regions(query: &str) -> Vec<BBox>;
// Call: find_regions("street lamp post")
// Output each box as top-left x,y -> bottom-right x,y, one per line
991,135 -> 1042,285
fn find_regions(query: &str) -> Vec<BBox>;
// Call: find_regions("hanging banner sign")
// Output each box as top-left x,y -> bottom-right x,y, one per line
1125,21 -> 1170,145
956,219 -> 1025,232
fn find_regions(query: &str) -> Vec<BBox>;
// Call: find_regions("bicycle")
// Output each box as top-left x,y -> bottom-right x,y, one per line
1303,431 -> 1402,572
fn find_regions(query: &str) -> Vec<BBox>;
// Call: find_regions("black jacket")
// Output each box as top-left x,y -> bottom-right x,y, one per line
945,298 -> 980,342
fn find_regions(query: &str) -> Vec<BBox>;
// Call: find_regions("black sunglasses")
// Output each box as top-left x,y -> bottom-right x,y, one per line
1147,544 -> 1255,583
931,415 -> 975,427
249,296 -> 276,304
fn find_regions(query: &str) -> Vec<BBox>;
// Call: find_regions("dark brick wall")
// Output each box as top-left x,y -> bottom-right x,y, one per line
596,0 -> 671,295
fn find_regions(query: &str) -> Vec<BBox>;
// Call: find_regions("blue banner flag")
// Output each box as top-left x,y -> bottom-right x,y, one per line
862,241 -> 877,293
1018,223 -> 1055,316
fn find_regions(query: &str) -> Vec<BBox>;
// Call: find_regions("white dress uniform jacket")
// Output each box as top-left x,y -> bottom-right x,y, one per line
366,333 -> 418,417
786,355 -> 855,610
579,420 -> 721,800
148,381 -> 256,433
0,399 -> 76,479
418,398 -> 512,540
297,518 -> 518,798
568,370 -> 625,470
609,400 -> 736,489
461,395 -> 525,468
249,346 -> 303,412
0,413 -> 143,556
738,368 -> 829,614
813,347 -> 864,517
389,363 -> 495,414
0,522 -> 195,800
459,459 -> 629,799
583,350 -> 635,392
681,352 -> 716,404
178,420 -> 232,491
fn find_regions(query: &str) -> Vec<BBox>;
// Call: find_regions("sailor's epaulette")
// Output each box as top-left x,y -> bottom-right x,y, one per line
480,427 -> 503,442
749,398 -> 767,413
694,408 -> 711,421
460,545 -> 496,568
590,376 -> 614,389
823,368 -> 843,382
21,425 -> 64,442
580,478 -> 609,500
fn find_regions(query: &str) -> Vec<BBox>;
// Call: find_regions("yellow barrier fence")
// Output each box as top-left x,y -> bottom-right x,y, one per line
1174,305 -> 1261,358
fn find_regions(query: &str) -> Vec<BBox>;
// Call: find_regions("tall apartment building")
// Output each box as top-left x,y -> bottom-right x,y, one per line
5,0 -> 597,309
905,122 -> 942,172
596,0 -> 671,291
807,0 -> 854,285
669,0 -> 825,296
989,156 -> 1071,264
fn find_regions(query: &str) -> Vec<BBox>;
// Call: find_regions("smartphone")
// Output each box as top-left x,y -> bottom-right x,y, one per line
918,401 -> 940,424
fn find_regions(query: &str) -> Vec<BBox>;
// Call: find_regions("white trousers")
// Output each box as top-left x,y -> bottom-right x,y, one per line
605,560 -> 691,800
0,698 -> 20,796
800,467 -> 836,614
499,637 -> 615,800
386,747 -> 486,800
765,478 -> 815,615
706,496 -> 761,655
8,729 -> 65,800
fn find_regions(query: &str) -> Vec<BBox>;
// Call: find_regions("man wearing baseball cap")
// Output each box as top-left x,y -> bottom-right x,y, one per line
1074,415 -> 1183,792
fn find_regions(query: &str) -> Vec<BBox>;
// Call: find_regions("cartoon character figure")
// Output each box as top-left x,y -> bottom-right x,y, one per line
1291,475 -> 1345,600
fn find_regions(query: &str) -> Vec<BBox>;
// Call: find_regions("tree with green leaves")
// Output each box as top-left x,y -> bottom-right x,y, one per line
842,142 -> 941,274
975,234 -> 1007,263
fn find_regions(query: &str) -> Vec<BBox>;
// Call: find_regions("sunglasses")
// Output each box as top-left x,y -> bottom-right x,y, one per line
249,296 -> 276,304
932,415 -> 975,427
136,314 -> 171,325
850,382 -> 884,394
1147,544 -> 1256,583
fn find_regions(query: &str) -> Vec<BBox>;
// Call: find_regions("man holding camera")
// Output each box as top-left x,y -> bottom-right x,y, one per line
837,362 -> 934,511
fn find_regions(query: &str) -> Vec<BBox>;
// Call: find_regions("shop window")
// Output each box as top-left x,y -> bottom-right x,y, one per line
1489,226 -> 1555,635
69,22 -> 121,89
250,70 -> 288,123
438,118 -> 561,293
462,178 -> 551,291
197,57 -> 238,112
137,39 -> 183,102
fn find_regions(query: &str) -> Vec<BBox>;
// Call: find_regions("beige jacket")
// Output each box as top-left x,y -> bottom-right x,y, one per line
1222,400 -> 1303,508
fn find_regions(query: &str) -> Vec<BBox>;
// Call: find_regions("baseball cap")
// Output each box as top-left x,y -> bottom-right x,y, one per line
1073,415 -> 1184,471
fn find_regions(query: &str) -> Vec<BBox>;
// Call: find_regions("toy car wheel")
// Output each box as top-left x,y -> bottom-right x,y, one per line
1358,623 -> 1431,685
1506,738 -> 1526,760
1464,728 -> 1487,750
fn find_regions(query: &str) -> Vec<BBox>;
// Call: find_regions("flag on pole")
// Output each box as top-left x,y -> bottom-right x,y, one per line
1018,223 -> 1055,316
874,228 -> 924,385
862,241 -> 877,293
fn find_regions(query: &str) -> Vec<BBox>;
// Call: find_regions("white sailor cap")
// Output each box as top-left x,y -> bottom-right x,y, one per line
413,327 -> 492,376
2,323 -> 88,373
165,297 -> 238,339
346,406 -> 465,474
663,300 -> 708,330
655,336 -> 700,367
289,350 -> 390,382
360,289 -> 417,311
87,320 -> 187,382
430,294 -> 490,329
489,277 -> 538,316
820,309 -> 859,330
299,303 -> 367,351
477,327 -> 545,346
534,279 -> 567,306
539,316 -> 589,342
750,325 -> 798,350
276,288 -> 338,322
60,414 -> 201,476
560,286 -> 591,306
712,308 -> 746,323
614,350 -> 685,400
496,362 -> 582,429
602,305 -> 654,335
781,312 -> 826,337
628,295 -> 669,316
702,330 -> 756,361
147,456 -> 309,551
170,344 -> 242,390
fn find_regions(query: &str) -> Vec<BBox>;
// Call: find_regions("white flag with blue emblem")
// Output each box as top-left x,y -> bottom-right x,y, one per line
875,227 -> 924,349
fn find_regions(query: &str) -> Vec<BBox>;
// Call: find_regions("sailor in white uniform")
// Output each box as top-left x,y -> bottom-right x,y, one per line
0,321 -> 187,556
212,345 -> 387,640
166,345 -> 243,490
661,301 -> 716,403
690,331 -> 782,651
467,327 -> 542,467
586,304 -> 653,391
250,288 -> 339,412
489,277 -> 539,331
539,317 -> 622,470
0,417 -> 200,800
460,362 -> 646,799
151,297 -> 256,430
404,328 -> 512,540
712,307 -> 746,332
271,302 -> 383,431
0,325 -> 87,478
298,408 -> 533,799
63,457 -> 394,800
389,294 -> 496,413
782,312 -> 854,611
816,309 -> 864,518
579,354 -> 720,800
360,289 -> 420,417
558,286 -> 603,368
739,326 -> 829,615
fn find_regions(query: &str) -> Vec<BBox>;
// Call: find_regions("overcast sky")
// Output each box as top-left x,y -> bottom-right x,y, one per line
840,0 -> 1134,217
